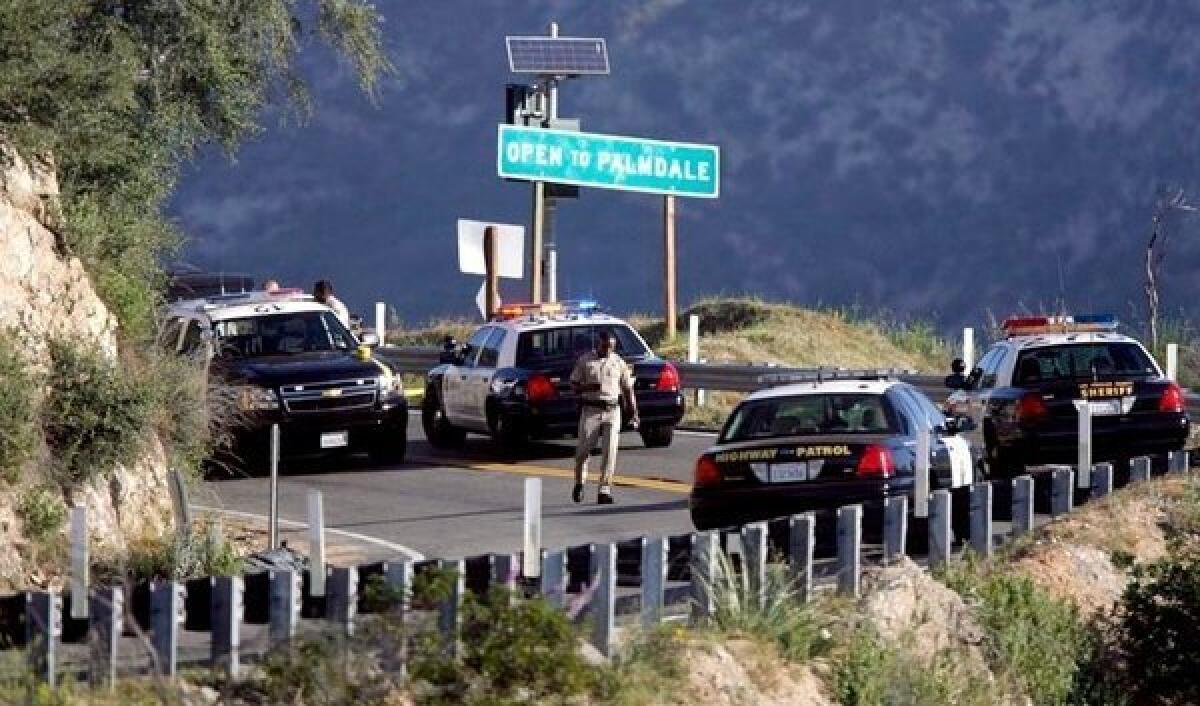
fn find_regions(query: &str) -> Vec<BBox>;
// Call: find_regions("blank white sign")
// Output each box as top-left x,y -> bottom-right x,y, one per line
457,219 -> 524,278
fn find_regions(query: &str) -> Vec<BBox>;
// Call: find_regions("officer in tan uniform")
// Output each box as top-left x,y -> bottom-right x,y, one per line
570,330 -> 639,504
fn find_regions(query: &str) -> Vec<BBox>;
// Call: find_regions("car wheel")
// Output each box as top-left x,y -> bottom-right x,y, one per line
422,385 -> 466,449
491,413 -> 528,452
369,432 -> 407,465
640,424 -> 674,448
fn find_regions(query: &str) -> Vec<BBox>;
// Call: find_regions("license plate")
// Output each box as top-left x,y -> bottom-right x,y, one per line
770,461 -> 823,483
320,431 -> 349,449
1087,399 -> 1122,416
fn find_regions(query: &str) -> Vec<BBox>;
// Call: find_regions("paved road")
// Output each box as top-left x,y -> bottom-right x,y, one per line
200,417 -> 714,562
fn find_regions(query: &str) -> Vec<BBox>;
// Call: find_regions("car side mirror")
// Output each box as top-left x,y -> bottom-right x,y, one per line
359,331 -> 380,347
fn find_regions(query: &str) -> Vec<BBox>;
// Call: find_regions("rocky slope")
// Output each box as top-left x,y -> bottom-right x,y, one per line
0,145 -> 172,590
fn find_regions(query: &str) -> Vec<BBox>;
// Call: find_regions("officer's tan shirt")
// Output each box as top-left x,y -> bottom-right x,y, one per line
570,351 -> 634,403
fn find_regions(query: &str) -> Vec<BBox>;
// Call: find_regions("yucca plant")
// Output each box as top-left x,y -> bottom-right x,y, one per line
696,548 -> 832,661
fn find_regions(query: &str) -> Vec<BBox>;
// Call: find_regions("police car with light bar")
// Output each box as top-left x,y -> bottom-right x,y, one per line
162,288 -> 408,469
422,301 -> 686,450
689,375 -> 981,530
944,314 -> 1188,477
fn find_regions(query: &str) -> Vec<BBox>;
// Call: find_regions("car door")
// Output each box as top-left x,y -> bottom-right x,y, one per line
463,328 -> 506,430
444,327 -> 489,425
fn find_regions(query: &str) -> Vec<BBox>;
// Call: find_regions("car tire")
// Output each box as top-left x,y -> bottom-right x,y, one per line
491,413 -> 528,453
369,432 -> 407,465
422,385 -> 466,449
639,424 -> 674,448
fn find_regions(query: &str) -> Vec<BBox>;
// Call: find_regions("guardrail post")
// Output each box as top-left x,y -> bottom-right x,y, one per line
539,549 -> 567,608
1074,401 -> 1093,489
928,490 -> 952,569
492,553 -> 519,591
151,581 -> 183,677
523,478 -> 542,579
70,505 -> 88,621
438,559 -> 464,659
88,586 -> 123,688
26,591 -> 61,687
1130,456 -> 1152,483
269,569 -> 301,646
1092,463 -> 1114,499
211,575 -> 243,678
1012,475 -> 1034,537
741,522 -> 768,605
914,428 -> 931,518
690,531 -> 718,620
328,566 -> 358,637
969,483 -> 993,558
883,496 -> 907,563
590,543 -> 617,658
837,505 -> 862,596
1051,468 -> 1075,516
1170,450 -> 1190,474
641,536 -> 667,626
787,514 -> 815,602
383,560 -> 413,677
307,490 -> 326,597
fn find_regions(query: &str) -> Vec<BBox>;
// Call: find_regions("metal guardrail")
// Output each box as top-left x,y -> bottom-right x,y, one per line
376,346 -> 1199,411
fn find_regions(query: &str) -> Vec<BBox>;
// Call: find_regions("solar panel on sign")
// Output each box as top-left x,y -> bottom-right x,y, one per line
506,37 -> 609,75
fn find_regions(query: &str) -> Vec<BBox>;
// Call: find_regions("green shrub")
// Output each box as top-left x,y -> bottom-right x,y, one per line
698,549 -> 833,661
0,338 -> 38,483
16,486 -> 65,543
99,521 -> 242,582
1108,544 -> 1200,703
941,561 -> 1094,705
132,345 -> 216,475
41,340 -> 152,488
833,626 -> 1005,706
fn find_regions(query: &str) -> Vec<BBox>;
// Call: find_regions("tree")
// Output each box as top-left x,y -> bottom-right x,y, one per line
1143,188 -> 1196,352
0,0 -> 392,337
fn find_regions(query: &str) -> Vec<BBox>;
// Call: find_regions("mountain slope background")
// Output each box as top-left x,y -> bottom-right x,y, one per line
170,1 -> 1200,331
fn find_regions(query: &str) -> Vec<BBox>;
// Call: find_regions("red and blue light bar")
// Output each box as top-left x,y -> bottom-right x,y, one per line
1001,314 -> 1118,337
494,299 -> 601,320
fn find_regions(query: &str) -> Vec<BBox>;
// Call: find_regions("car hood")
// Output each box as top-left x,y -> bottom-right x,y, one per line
215,352 -> 386,388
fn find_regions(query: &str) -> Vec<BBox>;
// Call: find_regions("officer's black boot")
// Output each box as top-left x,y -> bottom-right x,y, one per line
572,484 -> 584,503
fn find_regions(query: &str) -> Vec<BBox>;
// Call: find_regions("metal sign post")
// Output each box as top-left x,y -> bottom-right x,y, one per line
522,478 -> 542,579
269,424 -> 280,550
664,195 -> 678,340
484,226 -> 500,318
914,427 -> 931,518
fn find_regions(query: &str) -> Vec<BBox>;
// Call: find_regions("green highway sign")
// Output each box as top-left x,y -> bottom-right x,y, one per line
497,125 -> 720,198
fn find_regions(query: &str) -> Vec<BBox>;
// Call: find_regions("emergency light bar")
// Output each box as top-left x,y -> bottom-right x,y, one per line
202,288 -> 310,308
1001,314 -> 1118,337
493,300 -> 602,320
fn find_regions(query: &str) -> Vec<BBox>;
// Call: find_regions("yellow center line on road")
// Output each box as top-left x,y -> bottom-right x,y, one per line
408,455 -> 692,495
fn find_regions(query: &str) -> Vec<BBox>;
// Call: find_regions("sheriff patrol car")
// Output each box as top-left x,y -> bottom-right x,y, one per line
421,301 -> 686,450
162,288 -> 408,468
944,315 -> 1189,476
689,376 -> 979,530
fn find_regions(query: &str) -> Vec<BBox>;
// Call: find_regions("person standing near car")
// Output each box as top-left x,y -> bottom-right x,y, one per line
570,330 -> 639,505
313,279 -> 350,327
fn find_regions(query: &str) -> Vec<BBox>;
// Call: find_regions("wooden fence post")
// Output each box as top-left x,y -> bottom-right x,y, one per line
88,586 -> 123,688
328,566 -> 358,637
26,591 -> 61,687
540,549 -> 568,608
1092,463 -> 1114,499
438,559 -> 464,659
1012,475 -> 1034,537
151,581 -> 183,677
690,531 -> 718,620
1130,456 -> 1152,483
590,543 -> 617,658
269,569 -> 301,646
788,514 -> 815,602
1051,469 -> 1074,516
211,576 -> 243,678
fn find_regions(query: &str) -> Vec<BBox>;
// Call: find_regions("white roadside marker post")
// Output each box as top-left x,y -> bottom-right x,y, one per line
1074,400 -> 1092,489
69,506 -> 88,621
375,301 -> 387,344
523,478 -> 542,579
688,314 -> 704,406
963,327 -> 975,372
307,489 -> 326,597
914,426 -> 931,519
1167,343 -> 1179,382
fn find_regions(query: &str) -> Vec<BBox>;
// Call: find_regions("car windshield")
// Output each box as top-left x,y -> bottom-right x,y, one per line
516,324 -> 649,367
213,311 -> 356,358
1014,343 -> 1158,384
720,394 -> 894,443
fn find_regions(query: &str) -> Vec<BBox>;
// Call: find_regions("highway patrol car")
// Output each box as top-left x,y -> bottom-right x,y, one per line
944,315 -> 1189,476
162,288 -> 408,468
422,301 -> 686,450
689,376 -> 979,530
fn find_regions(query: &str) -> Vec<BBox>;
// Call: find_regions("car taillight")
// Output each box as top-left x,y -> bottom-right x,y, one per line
526,374 -> 556,403
1160,382 -> 1185,413
656,362 -> 680,392
1016,392 -> 1049,423
694,456 -> 722,487
856,444 -> 894,478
